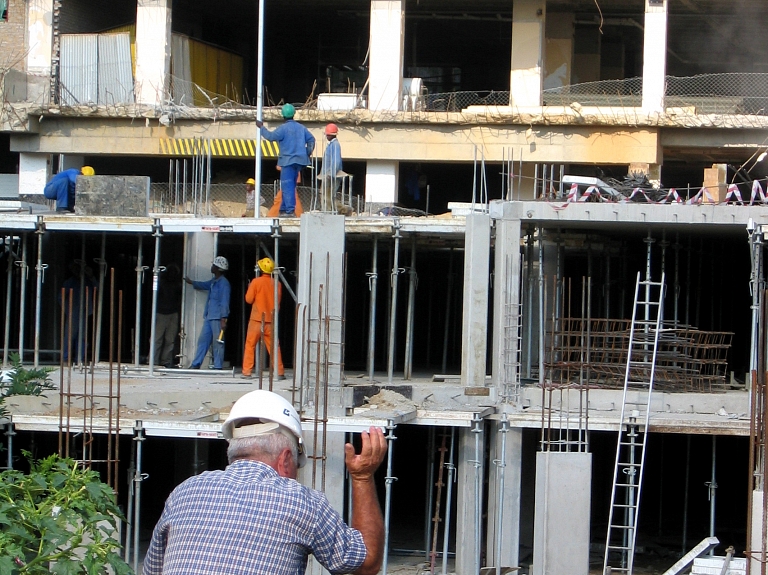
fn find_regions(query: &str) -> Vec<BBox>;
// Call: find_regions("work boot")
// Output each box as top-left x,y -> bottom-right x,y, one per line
277,374 -> 286,381
240,373 -> 254,380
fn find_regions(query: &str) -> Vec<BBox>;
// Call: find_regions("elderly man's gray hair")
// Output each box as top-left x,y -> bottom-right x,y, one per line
227,431 -> 298,465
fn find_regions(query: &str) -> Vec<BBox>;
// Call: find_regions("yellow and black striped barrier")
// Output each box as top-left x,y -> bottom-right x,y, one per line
159,138 -> 280,158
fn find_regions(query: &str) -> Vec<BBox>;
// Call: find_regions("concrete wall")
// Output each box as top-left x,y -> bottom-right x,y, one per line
532,451 -> 591,575
0,0 -> 27,71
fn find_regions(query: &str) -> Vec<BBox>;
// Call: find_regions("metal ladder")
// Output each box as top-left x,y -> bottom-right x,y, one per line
603,272 -> 666,575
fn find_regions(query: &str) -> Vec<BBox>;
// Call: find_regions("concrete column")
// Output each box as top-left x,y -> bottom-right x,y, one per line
135,0 -> 172,105
365,160 -> 398,207
703,163 -> 728,203
485,423 -> 523,571
490,210 -> 523,400
750,491 -> 765,575
182,232 -> 215,367
295,214 -> 346,394
510,0 -> 546,108
456,422 -> 486,575
532,452 -> 592,575
368,1 -> 404,112
641,0 -> 668,112
543,12 -> 574,90
19,153 -> 50,196
461,213 -> 491,390
26,0 -> 53,75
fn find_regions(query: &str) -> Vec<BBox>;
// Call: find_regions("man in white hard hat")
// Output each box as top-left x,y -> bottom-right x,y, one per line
144,390 -> 387,575
184,256 -> 231,369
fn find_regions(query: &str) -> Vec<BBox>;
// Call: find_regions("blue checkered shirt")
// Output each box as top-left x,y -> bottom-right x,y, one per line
143,460 -> 366,575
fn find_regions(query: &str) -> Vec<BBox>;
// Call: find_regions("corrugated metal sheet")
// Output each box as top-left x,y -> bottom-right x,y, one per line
171,34 -> 194,105
60,34 -> 98,105
98,32 -> 134,104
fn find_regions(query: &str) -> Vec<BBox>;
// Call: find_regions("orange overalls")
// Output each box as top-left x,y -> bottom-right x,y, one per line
242,273 -> 284,376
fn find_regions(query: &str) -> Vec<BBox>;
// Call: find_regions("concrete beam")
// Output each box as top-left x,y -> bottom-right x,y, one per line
461,213 -> 491,388
10,119 -> 662,165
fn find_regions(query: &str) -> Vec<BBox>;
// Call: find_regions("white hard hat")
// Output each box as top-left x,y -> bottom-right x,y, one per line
213,256 -> 229,271
222,390 -> 306,467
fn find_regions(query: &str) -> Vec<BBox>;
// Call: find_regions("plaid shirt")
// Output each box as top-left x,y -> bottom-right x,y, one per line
143,460 -> 366,575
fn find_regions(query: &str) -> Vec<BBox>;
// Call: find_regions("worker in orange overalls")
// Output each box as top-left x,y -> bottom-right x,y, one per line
241,257 -> 285,380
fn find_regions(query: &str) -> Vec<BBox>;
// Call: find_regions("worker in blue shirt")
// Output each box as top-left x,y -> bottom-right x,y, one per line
319,123 -> 349,215
43,166 -> 95,212
256,104 -> 315,217
185,256 -> 231,369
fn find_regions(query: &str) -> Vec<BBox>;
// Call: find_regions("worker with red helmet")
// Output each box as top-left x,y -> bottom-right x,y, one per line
145,389 -> 387,575
320,123 -> 350,215
241,257 -> 284,380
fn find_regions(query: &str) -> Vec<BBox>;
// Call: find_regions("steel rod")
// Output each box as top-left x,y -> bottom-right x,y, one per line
17,234 -> 27,362
382,420 -> 397,575
441,427 -> 456,575
148,221 -> 162,376
708,436 -> 717,554
494,414 -> 509,575
404,237 -> 417,379
178,232 -> 188,367
94,233 -> 106,363
134,235 -> 144,366
33,223 -> 44,368
77,234 -> 86,367
472,415 -> 483,574
254,0 -> 265,196
272,220 -> 281,381
387,220 -> 402,383
424,427 -> 436,562
3,236 -> 14,366
132,423 -> 145,574
367,236 -> 378,381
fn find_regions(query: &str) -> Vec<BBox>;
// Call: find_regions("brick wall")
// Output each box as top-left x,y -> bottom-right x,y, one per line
0,0 -> 27,71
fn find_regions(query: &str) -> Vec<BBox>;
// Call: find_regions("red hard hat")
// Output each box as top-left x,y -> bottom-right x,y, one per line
325,123 -> 338,135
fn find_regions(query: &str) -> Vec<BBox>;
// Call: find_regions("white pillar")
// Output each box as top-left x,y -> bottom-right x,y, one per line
182,232 -> 215,367
641,0 -> 668,112
365,160 -> 398,206
27,0 -> 53,74
369,1 -> 404,112
510,0 -> 545,108
19,153 -> 50,196
461,213 -> 491,389
135,0 -> 172,105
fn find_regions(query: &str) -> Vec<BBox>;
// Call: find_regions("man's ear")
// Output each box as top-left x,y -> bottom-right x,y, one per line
275,448 -> 297,479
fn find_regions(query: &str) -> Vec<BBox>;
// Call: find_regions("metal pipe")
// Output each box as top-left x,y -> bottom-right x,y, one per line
148,221 -> 162,376
441,427 -> 456,575
382,420 -> 397,575
387,220 -> 402,383
178,232 -> 188,367
17,234 -> 27,362
472,415 -> 483,574
367,236 -> 378,381
424,427 -> 436,562
33,221 -> 45,368
134,235 -> 145,366
538,227 -> 545,388
258,241 -> 297,304
494,414 -> 509,575
132,423 -> 145,574
525,229 -> 534,378
254,0 -> 265,198
4,236 -> 14,366
682,434 -> 691,553
272,220 -> 281,380
708,436 -> 717,554
404,237 -> 417,379
94,233 -> 106,363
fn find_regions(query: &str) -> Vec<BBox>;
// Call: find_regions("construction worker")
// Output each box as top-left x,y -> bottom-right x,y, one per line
144,389 -> 387,575
185,256 -> 230,370
242,178 -> 256,217
255,104 -> 315,217
44,166 -> 95,212
319,123 -> 350,215
241,257 -> 284,380
153,263 -> 182,368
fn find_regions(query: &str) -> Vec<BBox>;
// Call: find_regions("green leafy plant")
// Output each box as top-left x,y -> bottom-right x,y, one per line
0,453 -> 132,575
0,353 -> 55,419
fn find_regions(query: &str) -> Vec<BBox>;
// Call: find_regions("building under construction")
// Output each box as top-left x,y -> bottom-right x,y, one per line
1,0 -> 768,574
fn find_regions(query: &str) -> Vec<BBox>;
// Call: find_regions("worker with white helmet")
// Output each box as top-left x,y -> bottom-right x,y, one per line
144,390 -> 387,575
184,256 -> 231,369
241,257 -> 285,380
